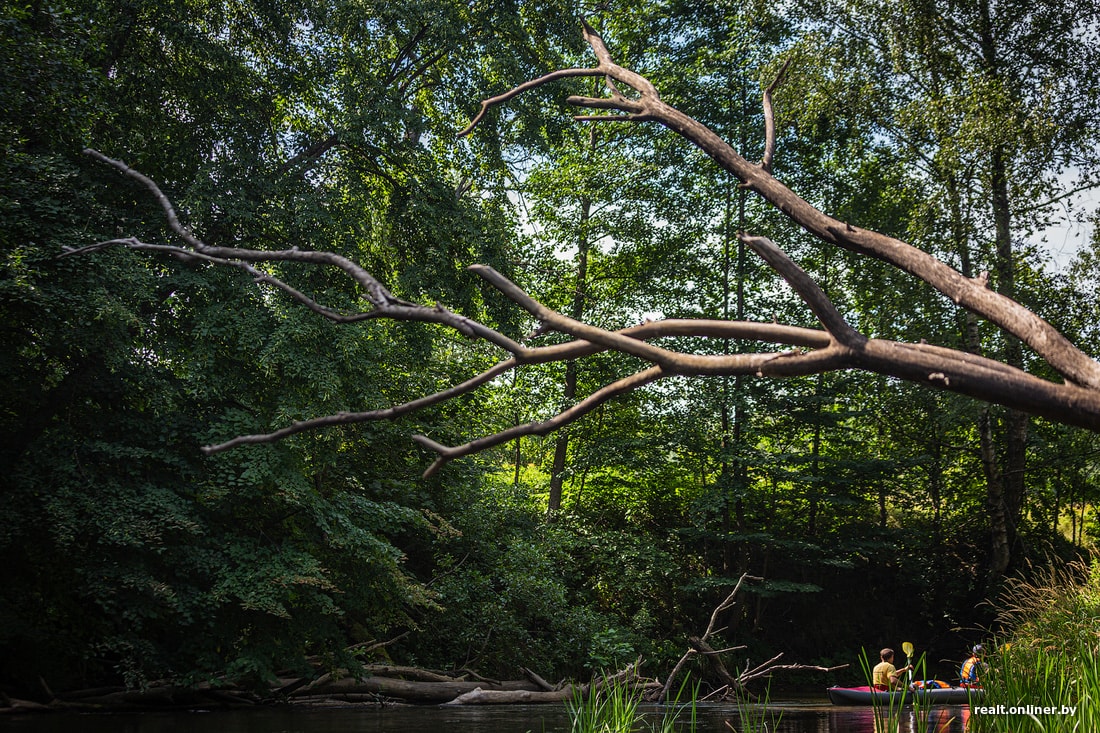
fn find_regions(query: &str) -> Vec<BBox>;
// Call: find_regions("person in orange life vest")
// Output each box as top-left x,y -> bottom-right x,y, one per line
959,644 -> 985,685
872,648 -> 912,691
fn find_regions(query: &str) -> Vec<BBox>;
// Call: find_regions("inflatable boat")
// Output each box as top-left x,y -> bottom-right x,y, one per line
827,684 -> 982,706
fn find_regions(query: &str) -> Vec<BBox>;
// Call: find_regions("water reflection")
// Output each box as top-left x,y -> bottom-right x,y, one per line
823,706 -> 971,733
0,701 -> 974,733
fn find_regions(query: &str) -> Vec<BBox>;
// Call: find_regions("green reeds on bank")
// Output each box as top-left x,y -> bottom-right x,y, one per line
732,685 -> 783,733
567,675 -> 640,733
566,673 -> 699,733
655,676 -> 698,733
564,672 -> 788,733
972,641 -> 1091,733
970,558 -> 1100,733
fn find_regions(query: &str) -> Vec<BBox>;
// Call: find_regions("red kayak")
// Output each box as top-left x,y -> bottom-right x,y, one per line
827,685 -> 982,706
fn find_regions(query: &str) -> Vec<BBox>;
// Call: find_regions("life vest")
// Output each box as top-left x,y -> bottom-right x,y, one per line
960,656 -> 980,683
912,679 -> 950,689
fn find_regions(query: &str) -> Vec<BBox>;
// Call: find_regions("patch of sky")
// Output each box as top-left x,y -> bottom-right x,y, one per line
1029,169 -> 1098,273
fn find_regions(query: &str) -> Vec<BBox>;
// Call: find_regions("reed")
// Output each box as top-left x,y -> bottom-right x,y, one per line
654,675 -> 698,733
566,673 -> 699,733
908,652 -> 931,733
731,683 -> 783,733
567,675 -> 640,733
970,558 -> 1100,733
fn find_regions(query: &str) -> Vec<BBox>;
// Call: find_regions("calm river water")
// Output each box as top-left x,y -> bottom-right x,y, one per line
0,699 -> 973,733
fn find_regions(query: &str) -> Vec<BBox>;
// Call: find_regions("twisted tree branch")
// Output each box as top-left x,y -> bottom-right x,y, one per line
71,22 -> 1100,477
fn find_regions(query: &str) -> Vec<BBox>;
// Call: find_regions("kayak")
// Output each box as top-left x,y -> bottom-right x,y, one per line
827,685 -> 983,706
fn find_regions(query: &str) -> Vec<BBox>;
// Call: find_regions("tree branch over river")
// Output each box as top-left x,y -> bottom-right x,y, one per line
71,21 -> 1100,479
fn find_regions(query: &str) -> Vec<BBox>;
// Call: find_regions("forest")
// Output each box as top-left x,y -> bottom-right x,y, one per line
2,0 -> 1100,706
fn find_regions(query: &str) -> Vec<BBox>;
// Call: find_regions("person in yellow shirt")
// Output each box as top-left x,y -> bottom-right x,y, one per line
872,648 -> 912,690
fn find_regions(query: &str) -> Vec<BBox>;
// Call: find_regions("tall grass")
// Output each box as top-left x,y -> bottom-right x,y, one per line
654,675 -> 698,733
566,674 -> 699,733
971,558 -> 1100,733
567,675 -> 640,733
908,652 -> 932,733
731,684 -> 783,733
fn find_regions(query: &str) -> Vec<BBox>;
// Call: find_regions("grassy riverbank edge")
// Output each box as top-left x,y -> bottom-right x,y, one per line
970,558 -> 1100,733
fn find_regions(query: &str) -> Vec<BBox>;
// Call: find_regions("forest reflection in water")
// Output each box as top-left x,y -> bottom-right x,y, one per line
0,701 -> 973,733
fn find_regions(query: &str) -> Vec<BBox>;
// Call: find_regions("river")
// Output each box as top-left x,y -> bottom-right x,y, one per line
0,700 -> 972,733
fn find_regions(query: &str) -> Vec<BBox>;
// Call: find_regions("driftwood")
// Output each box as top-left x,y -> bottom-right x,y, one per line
1,686 -> 261,714
291,674 -> 543,703
363,665 -> 467,683
444,686 -> 576,705
0,698 -> 51,714
2,609 -> 847,712
445,660 -> 657,706
656,573 -> 847,701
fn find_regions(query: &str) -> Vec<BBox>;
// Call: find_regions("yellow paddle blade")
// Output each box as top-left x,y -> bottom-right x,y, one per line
902,641 -> 914,656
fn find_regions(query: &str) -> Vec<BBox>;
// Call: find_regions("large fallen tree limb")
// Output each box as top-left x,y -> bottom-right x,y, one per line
443,687 -> 576,704
69,22 -> 1100,481
289,675 -> 543,704
443,661 -> 647,705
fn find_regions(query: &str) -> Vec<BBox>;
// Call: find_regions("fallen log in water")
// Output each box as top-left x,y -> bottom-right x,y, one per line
444,686 -> 576,705
290,675 -> 544,704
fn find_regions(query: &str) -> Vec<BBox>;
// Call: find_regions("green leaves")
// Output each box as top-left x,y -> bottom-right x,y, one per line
1,0 -> 567,691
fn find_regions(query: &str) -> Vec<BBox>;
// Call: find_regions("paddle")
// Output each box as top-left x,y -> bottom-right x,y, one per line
902,641 -> 914,683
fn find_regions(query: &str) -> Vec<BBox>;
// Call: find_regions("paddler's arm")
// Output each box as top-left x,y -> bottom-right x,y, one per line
890,665 -> 913,683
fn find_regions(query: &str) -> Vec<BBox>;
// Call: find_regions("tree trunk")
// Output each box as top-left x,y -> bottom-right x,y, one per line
548,132 -> 594,514
980,0 -> 1028,575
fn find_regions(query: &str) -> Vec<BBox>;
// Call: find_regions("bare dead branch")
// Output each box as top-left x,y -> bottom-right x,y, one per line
425,23 -> 1098,395
761,58 -> 791,173
81,150 -> 531,355
660,573 -> 760,701
737,654 -> 848,687
413,365 -> 666,478
83,148 -> 206,250
203,361 -> 518,454
564,95 -> 639,111
739,653 -> 785,684
74,22 -> 1100,478
492,26 -> 1100,391
571,115 -> 653,124
195,317 -> 837,458
739,233 -> 862,347
703,573 -> 762,641
457,68 -> 605,137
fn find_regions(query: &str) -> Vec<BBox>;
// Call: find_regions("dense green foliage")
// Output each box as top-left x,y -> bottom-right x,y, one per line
2,0 -> 1099,699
